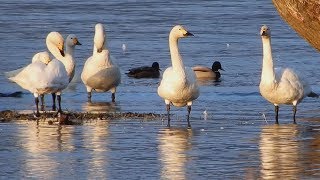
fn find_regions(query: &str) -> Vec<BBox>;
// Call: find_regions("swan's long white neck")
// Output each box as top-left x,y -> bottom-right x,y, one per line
63,43 -> 76,81
261,37 -> 275,83
66,44 -> 75,57
47,41 -> 64,60
169,34 -> 185,73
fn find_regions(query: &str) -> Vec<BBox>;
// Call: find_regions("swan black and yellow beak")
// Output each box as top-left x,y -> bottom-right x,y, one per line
74,38 -> 82,45
60,49 -> 65,57
261,30 -> 267,36
185,31 -> 194,36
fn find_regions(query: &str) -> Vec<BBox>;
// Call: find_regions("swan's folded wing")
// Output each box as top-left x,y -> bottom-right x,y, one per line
4,67 -> 25,79
87,66 -> 121,91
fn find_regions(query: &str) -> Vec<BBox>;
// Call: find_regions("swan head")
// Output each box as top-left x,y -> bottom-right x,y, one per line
33,51 -> 51,65
94,23 -> 106,53
39,51 -> 51,65
46,32 -> 65,57
212,61 -> 224,71
260,25 -> 270,38
66,34 -> 81,46
170,25 -> 194,39
152,62 -> 160,70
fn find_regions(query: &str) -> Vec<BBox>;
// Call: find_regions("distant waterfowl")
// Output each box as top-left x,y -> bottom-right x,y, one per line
192,61 -> 224,80
157,25 -> 199,128
259,25 -> 318,124
81,23 -> 121,102
126,62 -> 161,78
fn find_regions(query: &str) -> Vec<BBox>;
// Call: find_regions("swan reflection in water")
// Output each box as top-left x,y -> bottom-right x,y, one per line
19,122 -> 75,177
158,128 -> 193,180
84,121 -> 110,179
82,101 -> 121,113
259,124 -> 300,179
18,121 -> 110,179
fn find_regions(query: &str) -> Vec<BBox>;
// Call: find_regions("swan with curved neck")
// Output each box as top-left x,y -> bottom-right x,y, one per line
40,33 -> 81,111
259,25 -> 318,124
81,23 -> 121,102
157,25 -> 199,128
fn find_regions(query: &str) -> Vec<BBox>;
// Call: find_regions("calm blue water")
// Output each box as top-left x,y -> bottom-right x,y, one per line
1,0 -> 320,179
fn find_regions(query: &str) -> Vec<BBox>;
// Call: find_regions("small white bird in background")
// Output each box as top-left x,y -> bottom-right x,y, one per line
81,23 -> 121,102
122,43 -> 127,53
158,25 -> 199,128
259,25 -> 318,124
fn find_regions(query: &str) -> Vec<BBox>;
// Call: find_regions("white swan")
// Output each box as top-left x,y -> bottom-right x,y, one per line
157,25 -> 199,128
43,34 -> 81,111
259,25 -> 318,124
4,52 -> 52,79
8,48 -> 69,116
81,23 -> 121,102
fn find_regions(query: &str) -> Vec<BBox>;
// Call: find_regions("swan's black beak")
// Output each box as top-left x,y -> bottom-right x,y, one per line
60,49 -> 65,57
76,40 -> 82,45
261,30 -> 267,36
185,31 -> 194,36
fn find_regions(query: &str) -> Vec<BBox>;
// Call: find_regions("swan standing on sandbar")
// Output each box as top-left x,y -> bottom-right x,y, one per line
157,25 -> 199,128
42,34 -> 81,111
81,23 -> 121,102
192,61 -> 224,80
8,49 -> 68,116
259,25 -> 318,124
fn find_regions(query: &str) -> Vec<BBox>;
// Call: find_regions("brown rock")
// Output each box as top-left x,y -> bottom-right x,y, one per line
272,0 -> 320,51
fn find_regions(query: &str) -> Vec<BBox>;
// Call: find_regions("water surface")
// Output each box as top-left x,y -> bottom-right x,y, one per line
1,0 -> 320,179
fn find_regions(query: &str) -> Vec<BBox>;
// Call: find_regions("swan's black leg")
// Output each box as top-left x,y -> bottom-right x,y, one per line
166,104 -> 171,127
35,97 -> 40,117
187,105 -> 191,128
57,95 -> 62,113
112,93 -> 115,102
40,94 -> 45,111
52,93 -> 56,111
293,106 -> 297,124
275,105 -> 279,124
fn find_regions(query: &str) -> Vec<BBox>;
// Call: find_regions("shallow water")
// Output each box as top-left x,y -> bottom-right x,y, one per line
1,0 -> 320,179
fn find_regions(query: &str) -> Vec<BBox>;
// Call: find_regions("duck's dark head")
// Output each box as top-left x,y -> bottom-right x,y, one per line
212,61 -> 224,71
152,62 -> 160,70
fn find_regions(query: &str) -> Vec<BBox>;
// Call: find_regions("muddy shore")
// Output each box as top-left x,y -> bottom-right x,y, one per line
0,110 -> 162,125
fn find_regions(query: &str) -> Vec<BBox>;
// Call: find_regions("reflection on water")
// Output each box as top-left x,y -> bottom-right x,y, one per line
19,122 -> 75,178
82,101 -> 121,113
9,121 -> 111,179
158,128 -> 193,180
84,121 -> 110,179
259,124 -> 320,179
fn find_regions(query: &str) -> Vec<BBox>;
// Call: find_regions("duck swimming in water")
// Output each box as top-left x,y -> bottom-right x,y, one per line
126,62 -> 160,78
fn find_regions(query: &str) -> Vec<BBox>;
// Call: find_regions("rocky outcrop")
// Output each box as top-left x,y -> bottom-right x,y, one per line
272,0 -> 320,51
